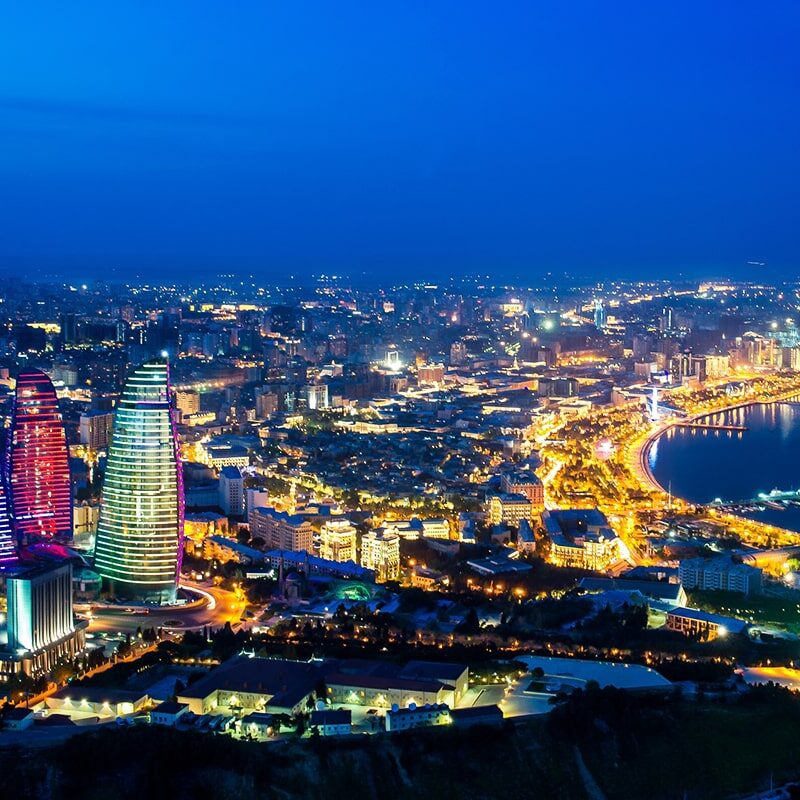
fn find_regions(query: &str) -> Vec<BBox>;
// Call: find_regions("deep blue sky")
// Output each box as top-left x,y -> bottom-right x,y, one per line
1,2 -> 799,283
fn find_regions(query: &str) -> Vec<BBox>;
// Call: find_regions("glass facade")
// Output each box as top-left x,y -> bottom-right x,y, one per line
93,361 -> 184,604
0,429 -> 16,562
10,369 -> 72,541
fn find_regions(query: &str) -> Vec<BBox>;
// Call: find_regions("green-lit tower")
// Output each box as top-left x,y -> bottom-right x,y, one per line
94,361 -> 184,604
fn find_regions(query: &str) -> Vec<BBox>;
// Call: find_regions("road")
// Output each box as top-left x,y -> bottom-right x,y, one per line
86,581 -> 247,636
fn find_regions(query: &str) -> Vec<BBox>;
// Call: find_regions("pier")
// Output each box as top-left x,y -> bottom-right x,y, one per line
674,422 -> 748,432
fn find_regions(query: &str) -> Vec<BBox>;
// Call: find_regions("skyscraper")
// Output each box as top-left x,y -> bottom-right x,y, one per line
10,369 -> 72,542
93,361 -> 184,604
0,430 -> 16,563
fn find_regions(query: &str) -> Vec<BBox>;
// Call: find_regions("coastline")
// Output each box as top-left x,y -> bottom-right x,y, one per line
635,391 -> 800,497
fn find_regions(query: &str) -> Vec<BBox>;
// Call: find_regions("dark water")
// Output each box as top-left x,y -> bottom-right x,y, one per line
648,402 -> 800,532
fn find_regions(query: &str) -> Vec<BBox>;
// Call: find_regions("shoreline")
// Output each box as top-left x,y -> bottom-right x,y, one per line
635,392 -> 800,497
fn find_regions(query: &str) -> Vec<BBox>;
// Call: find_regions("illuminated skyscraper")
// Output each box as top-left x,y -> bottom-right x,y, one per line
10,369 -> 72,542
93,361 -> 184,604
0,430 -> 16,563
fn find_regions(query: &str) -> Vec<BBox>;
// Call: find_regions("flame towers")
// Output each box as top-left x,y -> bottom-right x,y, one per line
10,369 -> 72,542
94,361 -> 184,604
0,430 -> 16,563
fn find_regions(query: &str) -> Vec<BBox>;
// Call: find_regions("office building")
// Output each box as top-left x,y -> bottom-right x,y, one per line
319,518 -> 358,563
361,527 -> 400,583
1,561 -> 86,679
218,466 -> 245,516
94,361 -> 184,604
10,369 -> 72,541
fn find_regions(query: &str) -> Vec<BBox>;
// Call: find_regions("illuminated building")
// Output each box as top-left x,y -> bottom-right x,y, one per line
500,472 -> 544,507
250,507 -> 313,552
10,369 -> 72,541
360,527 -> 400,583
79,410 -> 113,450
665,607 -> 749,640
304,383 -> 329,410
93,361 -> 184,604
417,363 -> 445,385
0,561 -> 86,679
0,431 -> 16,562
486,493 -> 534,526
385,703 -> 451,731
218,466 -> 244,516
319,518 -> 357,562
543,509 -> 626,571
678,557 -> 762,596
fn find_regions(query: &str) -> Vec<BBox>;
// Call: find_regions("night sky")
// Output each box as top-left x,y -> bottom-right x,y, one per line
1,2 -> 799,283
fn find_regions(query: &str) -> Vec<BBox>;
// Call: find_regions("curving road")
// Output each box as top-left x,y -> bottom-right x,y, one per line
86,581 -> 248,636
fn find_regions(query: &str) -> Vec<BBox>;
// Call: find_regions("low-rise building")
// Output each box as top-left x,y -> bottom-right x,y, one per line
666,607 -> 749,640
450,705 -> 504,728
2,707 -> 35,730
386,703 -> 451,731
678,557 -> 762,596
543,509 -> 626,571
150,701 -> 190,727
310,708 -> 352,736
46,687 -> 148,718
516,519 -> 536,555
579,577 -> 687,607
239,711 -> 275,740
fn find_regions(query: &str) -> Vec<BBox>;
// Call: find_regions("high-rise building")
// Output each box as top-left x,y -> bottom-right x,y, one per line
319,518 -> 358,563
218,466 -> 245,516
93,361 -> 184,604
0,561 -> 86,678
10,369 -> 72,542
79,410 -> 114,450
0,431 -> 15,563
360,528 -> 400,583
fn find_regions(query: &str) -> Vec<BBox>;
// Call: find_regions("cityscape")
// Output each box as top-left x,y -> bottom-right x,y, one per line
3,4 -> 800,800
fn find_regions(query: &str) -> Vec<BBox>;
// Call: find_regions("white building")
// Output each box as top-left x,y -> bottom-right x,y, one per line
361,528 -> 400,583
319,518 -> 358,563
310,708 -> 351,736
250,507 -> 314,553
486,493 -> 534,526
150,701 -> 189,727
385,703 -> 451,732
543,509 -> 626,571
305,384 -> 329,410
678,558 -> 762,596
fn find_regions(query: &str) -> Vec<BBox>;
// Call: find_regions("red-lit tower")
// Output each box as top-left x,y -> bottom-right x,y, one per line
10,369 -> 72,541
